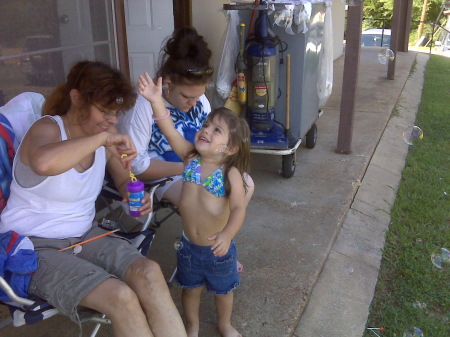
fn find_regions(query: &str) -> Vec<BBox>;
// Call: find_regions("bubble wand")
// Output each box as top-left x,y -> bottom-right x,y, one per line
121,154 -> 138,182
59,229 -> 120,252
367,327 -> 384,337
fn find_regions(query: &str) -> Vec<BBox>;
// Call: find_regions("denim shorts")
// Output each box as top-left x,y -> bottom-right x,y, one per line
175,234 -> 240,295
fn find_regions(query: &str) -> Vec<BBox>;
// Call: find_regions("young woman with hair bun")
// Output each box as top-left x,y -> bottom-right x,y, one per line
118,27 -> 254,206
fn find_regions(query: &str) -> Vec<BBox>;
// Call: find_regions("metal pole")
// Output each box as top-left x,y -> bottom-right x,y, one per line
429,6 -> 445,54
336,4 -> 363,154
387,0 -> 401,80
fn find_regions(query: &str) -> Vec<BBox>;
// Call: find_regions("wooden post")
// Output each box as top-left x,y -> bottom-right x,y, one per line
398,0 -> 414,52
113,0 -> 130,80
336,4 -> 363,154
387,0 -> 401,80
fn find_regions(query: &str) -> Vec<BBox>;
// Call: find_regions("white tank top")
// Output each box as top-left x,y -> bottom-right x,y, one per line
0,116 -> 106,239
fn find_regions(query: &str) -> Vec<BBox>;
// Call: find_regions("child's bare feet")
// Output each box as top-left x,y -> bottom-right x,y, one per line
218,324 -> 242,337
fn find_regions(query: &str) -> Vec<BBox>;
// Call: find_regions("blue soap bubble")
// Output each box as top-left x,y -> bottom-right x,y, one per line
402,126 -> 423,146
214,144 -> 229,156
403,327 -> 423,337
378,48 -> 395,65
412,300 -> 427,309
431,247 -> 449,269
174,240 -> 184,251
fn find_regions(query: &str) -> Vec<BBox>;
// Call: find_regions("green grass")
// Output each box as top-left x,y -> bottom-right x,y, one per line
363,55 -> 450,337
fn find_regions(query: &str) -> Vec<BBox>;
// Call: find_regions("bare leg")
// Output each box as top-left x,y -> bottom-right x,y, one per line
125,257 -> 187,337
80,278 -> 153,337
182,286 -> 204,337
215,292 -> 241,337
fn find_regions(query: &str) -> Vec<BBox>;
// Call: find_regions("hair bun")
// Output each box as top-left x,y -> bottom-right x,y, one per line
186,43 -> 199,58
166,27 -> 210,60
158,27 -> 212,82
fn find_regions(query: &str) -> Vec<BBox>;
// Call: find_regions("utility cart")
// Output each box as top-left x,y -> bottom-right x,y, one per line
222,1 -> 331,177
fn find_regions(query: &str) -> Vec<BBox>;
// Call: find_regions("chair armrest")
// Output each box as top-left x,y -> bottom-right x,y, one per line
0,276 -> 34,306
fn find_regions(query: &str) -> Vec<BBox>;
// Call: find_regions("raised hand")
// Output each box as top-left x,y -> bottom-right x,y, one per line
137,73 -> 163,104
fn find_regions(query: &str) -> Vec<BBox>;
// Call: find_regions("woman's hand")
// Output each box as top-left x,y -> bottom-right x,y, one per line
137,73 -> 163,104
123,191 -> 152,218
139,191 -> 153,217
104,132 -> 137,171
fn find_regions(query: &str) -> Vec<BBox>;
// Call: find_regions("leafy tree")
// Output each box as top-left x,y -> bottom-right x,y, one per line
363,0 -> 393,29
362,0 -> 446,30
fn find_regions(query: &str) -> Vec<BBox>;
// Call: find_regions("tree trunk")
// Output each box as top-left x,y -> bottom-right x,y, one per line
417,0 -> 429,41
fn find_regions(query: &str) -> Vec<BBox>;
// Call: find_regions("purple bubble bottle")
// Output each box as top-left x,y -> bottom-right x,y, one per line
126,179 -> 144,217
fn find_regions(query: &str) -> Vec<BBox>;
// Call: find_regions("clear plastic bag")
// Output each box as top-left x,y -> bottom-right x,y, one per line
274,7 -> 295,35
273,4 -> 311,35
213,10 -> 240,109
317,2 -> 333,108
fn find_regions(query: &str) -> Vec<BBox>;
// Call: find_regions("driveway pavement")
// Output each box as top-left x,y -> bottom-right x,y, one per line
0,48 -> 427,337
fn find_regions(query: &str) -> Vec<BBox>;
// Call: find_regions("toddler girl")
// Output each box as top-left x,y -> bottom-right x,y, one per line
138,73 -> 251,337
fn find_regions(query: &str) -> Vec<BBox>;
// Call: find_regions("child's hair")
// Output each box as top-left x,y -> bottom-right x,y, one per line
157,27 -> 213,86
42,60 -> 136,121
190,108 -> 251,196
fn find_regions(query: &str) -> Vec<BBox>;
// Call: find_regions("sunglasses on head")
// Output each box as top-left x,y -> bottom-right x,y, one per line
182,67 -> 214,76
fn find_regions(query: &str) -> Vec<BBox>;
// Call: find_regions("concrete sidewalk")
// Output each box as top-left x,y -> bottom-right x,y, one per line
0,49 -> 427,337
295,52 -> 428,337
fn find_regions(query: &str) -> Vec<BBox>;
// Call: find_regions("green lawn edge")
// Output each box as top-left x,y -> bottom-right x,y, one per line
363,55 -> 450,337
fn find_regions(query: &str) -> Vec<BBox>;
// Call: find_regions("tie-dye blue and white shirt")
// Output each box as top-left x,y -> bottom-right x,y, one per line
117,93 -> 211,175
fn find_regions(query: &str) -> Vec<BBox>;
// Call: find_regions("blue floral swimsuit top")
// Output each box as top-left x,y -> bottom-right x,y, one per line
182,157 -> 226,198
